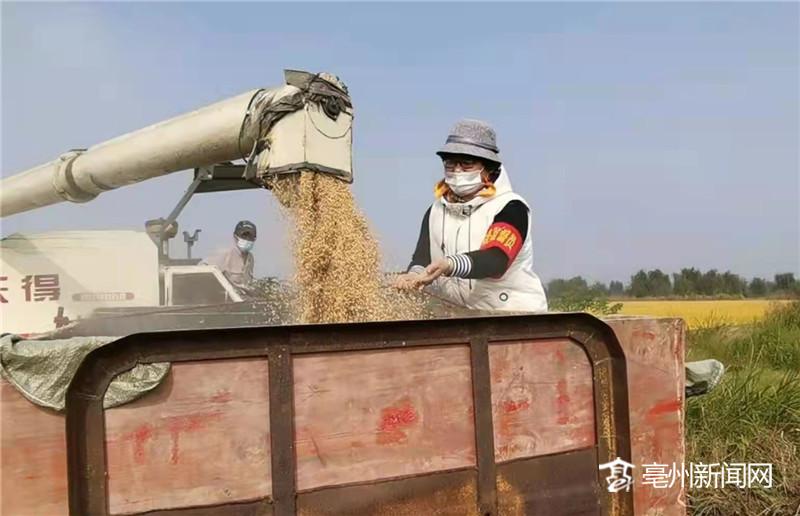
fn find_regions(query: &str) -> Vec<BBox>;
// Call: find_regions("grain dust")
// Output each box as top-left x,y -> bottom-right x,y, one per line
270,172 -> 422,324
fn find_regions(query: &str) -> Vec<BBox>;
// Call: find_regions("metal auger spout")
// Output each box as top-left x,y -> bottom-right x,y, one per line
0,70 -> 353,218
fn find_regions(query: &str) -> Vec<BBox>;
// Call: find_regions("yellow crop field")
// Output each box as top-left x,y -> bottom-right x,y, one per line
615,299 -> 792,328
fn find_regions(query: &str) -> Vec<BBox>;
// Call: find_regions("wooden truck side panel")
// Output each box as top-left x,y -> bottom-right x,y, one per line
105,358 -> 271,514
609,317 -> 686,514
294,345 -> 476,490
0,316 -> 684,515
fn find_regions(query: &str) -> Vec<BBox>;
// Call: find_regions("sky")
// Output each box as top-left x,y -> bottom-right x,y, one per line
2,2 -> 798,285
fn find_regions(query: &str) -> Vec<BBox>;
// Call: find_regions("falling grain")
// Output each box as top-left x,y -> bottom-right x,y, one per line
271,172 -> 422,324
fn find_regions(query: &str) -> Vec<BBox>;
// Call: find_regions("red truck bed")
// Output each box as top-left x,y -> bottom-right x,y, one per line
1,315 -> 684,515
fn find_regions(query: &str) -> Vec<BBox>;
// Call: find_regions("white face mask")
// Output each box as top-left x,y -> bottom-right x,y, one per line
445,170 -> 484,198
236,237 -> 254,252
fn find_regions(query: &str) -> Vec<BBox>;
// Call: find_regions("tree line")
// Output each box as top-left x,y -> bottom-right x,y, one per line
546,269 -> 800,300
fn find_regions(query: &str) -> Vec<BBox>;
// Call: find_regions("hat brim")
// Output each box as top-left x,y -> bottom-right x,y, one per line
436,142 -> 501,164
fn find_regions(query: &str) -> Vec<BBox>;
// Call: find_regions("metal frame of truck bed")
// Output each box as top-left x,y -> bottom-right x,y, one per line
65,313 -> 634,516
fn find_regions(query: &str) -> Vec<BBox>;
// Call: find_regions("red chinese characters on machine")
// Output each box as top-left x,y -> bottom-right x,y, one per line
0,274 -> 61,303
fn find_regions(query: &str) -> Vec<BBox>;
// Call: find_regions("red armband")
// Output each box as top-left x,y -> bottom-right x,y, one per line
480,222 -> 523,263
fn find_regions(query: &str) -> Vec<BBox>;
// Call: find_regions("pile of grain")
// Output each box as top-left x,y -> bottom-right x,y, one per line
271,171 -> 422,324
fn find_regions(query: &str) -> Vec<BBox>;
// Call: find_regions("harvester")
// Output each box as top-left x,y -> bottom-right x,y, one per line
1,70 -> 354,336
0,70 -> 686,515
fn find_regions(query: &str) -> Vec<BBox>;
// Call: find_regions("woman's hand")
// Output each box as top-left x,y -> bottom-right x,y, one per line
420,257 -> 453,285
393,272 -> 425,290
393,258 -> 453,290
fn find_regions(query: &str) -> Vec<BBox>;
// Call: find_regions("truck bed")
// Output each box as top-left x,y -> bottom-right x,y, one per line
1,315 -> 685,515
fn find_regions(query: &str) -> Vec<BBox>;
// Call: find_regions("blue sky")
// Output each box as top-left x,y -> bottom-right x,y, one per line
2,2 -> 798,284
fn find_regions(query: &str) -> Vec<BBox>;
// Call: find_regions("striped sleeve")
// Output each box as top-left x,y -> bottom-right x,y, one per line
445,254 -> 473,278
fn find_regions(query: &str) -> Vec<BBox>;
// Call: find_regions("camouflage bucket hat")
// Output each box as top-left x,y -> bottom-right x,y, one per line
436,119 -> 501,164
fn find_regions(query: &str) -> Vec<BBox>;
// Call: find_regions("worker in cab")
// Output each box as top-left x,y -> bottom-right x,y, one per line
206,220 -> 257,295
394,119 -> 548,313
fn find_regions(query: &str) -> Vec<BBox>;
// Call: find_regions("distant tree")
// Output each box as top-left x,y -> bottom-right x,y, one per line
629,268 -> 671,297
721,271 -> 746,297
672,273 -> 690,296
775,273 -> 797,292
698,269 -> 725,296
546,276 -> 621,315
551,268 -> 795,300
590,281 -> 609,296
646,269 -> 672,297
546,276 -> 589,300
748,277 -> 767,297
628,270 -> 650,298
673,267 -> 702,296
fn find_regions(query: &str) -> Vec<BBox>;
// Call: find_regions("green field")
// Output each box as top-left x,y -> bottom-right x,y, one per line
684,301 -> 800,514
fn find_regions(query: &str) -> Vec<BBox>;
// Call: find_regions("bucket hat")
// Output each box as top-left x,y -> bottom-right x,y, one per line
436,119 -> 501,164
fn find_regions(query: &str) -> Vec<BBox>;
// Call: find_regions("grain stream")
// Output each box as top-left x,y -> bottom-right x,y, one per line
271,172 -> 422,324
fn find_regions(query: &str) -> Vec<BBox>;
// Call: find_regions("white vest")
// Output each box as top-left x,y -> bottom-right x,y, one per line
426,166 -> 548,313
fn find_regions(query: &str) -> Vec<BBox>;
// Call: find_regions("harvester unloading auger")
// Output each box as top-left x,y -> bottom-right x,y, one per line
0,69 -> 353,217
0,69 -> 361,334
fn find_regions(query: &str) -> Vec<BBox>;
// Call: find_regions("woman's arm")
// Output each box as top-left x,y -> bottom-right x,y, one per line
447,200 -> 529,279
407,206 -> 432,272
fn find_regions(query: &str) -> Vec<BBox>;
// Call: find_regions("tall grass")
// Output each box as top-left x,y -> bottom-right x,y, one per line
686,301 -> 800,515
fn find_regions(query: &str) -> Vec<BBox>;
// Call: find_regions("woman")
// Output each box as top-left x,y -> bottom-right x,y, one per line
394,119 -> 547,313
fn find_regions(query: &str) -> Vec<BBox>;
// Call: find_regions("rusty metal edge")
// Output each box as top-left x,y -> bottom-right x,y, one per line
64,312 -> 632,516
268,344 -> 296,516
131,497 -> 272,516
495,445 -> 598,467
570,328 -> 634,516
294,465 -> 478,494
295,467 -> 478,515
470,333 -> 496,515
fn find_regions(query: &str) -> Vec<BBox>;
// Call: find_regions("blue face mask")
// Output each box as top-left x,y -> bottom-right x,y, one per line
236,237 -> 254,252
